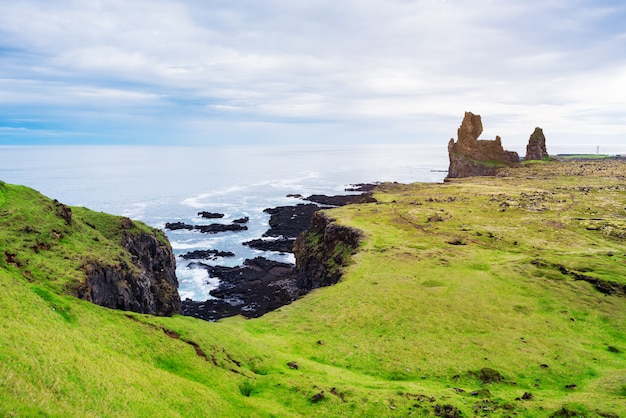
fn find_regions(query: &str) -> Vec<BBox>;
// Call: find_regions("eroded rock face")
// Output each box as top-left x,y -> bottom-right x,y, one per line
293,211 -> 362,290
447,112 -> 519,178
78,231 -> 180,316
524,127 -> 549,161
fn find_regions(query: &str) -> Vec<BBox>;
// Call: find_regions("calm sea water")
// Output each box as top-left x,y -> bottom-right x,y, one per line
0,144 -> 451,300
3,143 -> 624,299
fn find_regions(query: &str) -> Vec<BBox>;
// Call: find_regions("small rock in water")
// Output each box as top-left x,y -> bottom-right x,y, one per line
197,211 -> 224,219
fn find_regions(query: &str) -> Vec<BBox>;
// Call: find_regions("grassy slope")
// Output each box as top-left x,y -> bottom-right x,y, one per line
1,160 -> 626,417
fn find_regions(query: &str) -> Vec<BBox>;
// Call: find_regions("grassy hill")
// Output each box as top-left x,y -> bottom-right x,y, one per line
1,160 -> 625,417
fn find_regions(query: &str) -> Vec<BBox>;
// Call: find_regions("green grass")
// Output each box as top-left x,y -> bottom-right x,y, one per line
555,154 -> 613,160
2,159 -> 626,417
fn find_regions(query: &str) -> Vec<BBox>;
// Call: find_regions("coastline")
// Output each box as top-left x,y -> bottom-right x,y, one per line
179,185 -> 377,320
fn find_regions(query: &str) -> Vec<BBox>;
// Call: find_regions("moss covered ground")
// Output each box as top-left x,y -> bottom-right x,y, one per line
1,159 -> 626,417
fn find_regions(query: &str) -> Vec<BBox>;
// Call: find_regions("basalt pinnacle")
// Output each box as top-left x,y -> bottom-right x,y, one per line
446,112 -> 519,178
524,127 -> 549,161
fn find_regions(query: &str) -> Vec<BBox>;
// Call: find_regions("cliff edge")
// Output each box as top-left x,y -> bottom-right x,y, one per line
293,211 -> 362,290
0,181 -> 180,316
78,228 -> 180,316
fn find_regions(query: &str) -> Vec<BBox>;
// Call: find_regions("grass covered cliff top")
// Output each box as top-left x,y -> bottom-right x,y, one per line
1,159 -> 626,417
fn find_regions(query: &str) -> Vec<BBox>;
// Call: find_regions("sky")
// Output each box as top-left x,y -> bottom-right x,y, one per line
0,0 -> 625,147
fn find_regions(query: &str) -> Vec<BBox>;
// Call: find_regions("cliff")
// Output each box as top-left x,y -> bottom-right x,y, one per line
78,230 -> 180,316
182,192 -> 373,321
293,211 -> 362,290
0,181 -> 180,316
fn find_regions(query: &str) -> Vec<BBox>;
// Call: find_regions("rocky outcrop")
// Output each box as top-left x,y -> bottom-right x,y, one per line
524,127 -> 549,161
304,192 -> 376,206
198,211 -> 224,219
164,221 -> 247,233
181,189 -> 372,321
447,112 -> 520,178
180,249 -> 235,260
244,204 -> 320,253
182,257 -> 298,320
54,200 -> 73,225
293,211 -> 362,290
78,231 -> 180,316
244,190 -> 376,253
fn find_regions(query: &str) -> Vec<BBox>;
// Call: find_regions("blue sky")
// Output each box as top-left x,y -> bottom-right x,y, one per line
1,0 -> 625,147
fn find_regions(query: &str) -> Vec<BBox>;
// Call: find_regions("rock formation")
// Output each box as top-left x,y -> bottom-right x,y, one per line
180,188 -> 373,321
524,127 -> 549,161
293,211 -> 362,290
447,112 -> 520,178
78,230 -> 181,316
182,257 -> 298,320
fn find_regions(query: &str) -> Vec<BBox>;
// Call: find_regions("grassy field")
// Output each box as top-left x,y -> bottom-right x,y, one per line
1,159 -> 625,417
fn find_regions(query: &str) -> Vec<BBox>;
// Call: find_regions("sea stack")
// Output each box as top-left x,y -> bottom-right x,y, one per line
446,112 -> 519,178
524,127 -> 549,161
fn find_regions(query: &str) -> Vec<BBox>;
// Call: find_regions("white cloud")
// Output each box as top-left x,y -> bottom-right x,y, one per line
0,0 -> 625,145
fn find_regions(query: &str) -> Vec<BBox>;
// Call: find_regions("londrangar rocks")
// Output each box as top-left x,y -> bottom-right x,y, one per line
447,112 -> 549,178
447,112 -> 520,178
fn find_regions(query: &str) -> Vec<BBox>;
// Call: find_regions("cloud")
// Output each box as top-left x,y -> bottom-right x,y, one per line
0,0 -> 625,146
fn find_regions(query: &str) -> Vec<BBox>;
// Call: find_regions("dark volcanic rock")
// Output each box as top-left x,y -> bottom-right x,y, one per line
263,204 -> 320,238
345,183 -> 378,192
207,257 -> 293,285
294,211 -> 362,290
180,187 -> 375,321
243,190 -> 375,254
198,211 -> 224,219
305,192 -> 376,206
243,238 -> 295,253
181,298 -> 241,321
232,216 -> 249,224
447,112 -> 520,178
165,221 -> 248,234
180,249 -> 235,260
78,231 -> 181,316
524,127 -> 549,161
195,223 -> 248,234
181,257 -> 298,320
165,222 -> 194,231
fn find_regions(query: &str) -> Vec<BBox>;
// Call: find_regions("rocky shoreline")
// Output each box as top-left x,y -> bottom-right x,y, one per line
177,185 -> 376,320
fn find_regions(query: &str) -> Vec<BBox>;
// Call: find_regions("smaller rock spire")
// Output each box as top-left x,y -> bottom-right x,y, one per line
524,127 -> 549,161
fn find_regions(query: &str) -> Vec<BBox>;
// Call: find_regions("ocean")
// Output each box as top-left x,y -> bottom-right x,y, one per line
0,144 -> 450,300
2,143 -> 624,300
